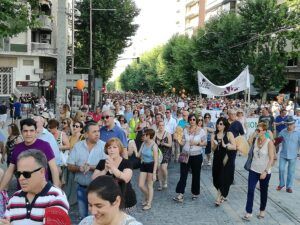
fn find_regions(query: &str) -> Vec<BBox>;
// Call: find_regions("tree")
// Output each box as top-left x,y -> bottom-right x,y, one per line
162,34 -> 197,94
74,0 -> 139,82
0,0 -> 39,38
120,46 -> 166,93
192,13 -> 248,87
239,0 -> 293,101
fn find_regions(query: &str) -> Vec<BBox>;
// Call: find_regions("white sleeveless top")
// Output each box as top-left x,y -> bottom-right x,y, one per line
251,138 -> 271,174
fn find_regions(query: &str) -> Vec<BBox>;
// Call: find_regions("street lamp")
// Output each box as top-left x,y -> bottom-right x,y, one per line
89,0 -> 116,109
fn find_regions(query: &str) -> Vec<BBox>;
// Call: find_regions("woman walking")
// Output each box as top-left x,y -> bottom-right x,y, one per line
203,113 -> 215,166
211,117 -> 236,206
4,123 -> 22,165
173,114 -> 207,202
155,120 -> 172,190
134,128 -> 158,210
92,138 -> 137,214
243,122 -> 274,220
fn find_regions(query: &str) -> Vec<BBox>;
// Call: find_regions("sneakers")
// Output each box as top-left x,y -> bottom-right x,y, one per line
207,160 -> 212,166
286,188 -> 293,193
276,185 -> 285,191
173,194 -> 184,203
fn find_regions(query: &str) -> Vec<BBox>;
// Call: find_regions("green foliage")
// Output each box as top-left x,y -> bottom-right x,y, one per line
162,34 -> 197,94
192,13 -> 248,86
239,0 -> 291,95
106,81 -> 116,92
0,0 -> 39,38
120,46 -> 165,93
119,0 -> 299,98
75,0 -> 139,82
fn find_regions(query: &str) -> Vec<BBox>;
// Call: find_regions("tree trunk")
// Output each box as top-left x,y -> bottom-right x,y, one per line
261,91 -> 267,103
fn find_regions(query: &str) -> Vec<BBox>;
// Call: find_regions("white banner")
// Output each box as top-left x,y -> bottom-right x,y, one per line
198,66 -> 250,96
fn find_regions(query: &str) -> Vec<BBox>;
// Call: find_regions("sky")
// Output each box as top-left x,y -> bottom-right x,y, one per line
111,0 -> 178,81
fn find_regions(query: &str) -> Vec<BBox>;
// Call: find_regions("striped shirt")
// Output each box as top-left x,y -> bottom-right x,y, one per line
5,183 -> 69,225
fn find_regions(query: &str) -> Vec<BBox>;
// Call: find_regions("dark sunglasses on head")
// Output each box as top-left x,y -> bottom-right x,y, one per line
73,124 -> 80,128
102,115 -> 112,120
15,167 -> 42,179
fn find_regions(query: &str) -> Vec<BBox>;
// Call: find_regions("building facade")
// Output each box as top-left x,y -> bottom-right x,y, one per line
0,0 -> 72,98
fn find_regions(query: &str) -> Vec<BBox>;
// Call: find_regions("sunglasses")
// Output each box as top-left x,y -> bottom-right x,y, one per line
256,129 -> 263,133
217,122 -> 224,126
62,122 -> 68,125
189,118 -> 196,121
120,119 -> 125,122
102,115 -> 112,120
15,167 -> 42,179
73,125 -> 80,128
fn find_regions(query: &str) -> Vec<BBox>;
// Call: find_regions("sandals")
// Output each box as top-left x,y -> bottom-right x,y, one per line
257,214 -> 265,219
173,194 -> 184,203
141,201 -> 148,206
192,195 -> 199,200
142,204 -> 152,211
242,214 -> 252,221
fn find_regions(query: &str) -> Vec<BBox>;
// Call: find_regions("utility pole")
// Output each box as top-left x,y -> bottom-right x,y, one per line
89,0 -> 116,109
56,0 -> 67,114
71,0 -> 75,75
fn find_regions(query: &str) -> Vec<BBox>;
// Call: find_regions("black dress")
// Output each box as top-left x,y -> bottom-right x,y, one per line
96,159 -> 137,208
155,132 -> 172,164
212,133 -> 236,198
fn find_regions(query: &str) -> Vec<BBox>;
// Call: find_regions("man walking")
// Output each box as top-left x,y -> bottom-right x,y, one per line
0,118 -> 60,192
100,110 -> 128,157
67,122 -> 106,219
277,116 -> 300,193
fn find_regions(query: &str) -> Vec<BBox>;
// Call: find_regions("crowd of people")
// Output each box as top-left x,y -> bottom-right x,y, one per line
0,92 -> 299,224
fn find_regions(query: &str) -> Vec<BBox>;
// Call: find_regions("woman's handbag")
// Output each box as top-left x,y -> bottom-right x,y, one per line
178,152 -> 189,164
244,138 -> 255,171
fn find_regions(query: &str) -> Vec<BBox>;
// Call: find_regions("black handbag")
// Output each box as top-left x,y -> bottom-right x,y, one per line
244,138 -> 255,171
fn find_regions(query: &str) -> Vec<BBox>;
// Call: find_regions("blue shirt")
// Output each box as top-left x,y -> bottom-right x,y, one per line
13,102 -> 21,115
275,115 -> 287,133
278,129 -> 300,159
177,119 -> 189,129
38,128 -> 61,166
141,143 -> 154,163
124,111 -> 133,123
100,124 -> 128,148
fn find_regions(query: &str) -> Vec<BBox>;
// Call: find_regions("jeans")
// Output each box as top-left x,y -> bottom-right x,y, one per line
279,157 -> 297,189
176,154 -> 203,195
245,170 -> 271,214
77,184 -> 88,219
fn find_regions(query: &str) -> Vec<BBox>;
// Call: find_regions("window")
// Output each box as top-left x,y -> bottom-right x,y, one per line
287,57 -> 298,67
23,60 -> 34,66
25,75 -> 30,80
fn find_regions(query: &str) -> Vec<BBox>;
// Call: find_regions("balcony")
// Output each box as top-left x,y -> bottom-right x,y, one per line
186,0 -> 199,7
31,42 -> 57,55
37,15 -> 52,31
185,7 -> 199,19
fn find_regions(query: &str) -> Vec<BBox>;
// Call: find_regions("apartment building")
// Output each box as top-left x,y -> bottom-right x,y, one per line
0,0 -> 72,98
184,0 -> 206,36
205,0 -> 242,22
